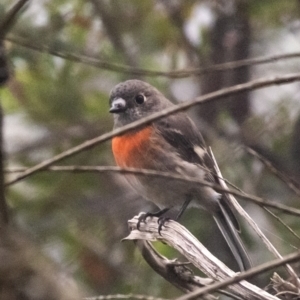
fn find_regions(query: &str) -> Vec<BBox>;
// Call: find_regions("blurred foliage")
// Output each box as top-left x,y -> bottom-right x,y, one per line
1,0 -> 300,299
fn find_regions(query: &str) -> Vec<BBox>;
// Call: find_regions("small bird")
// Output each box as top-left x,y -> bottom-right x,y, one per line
109,79 -> 251,271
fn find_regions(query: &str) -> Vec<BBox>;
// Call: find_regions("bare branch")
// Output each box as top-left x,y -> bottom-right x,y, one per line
133,240 -> 242,300
126,216 -> 293,300
6,73 -> 300,186
6,35 -> 300,78
5,165 -> 300,217
133,240 -> 216,300
264,207 -> 300,243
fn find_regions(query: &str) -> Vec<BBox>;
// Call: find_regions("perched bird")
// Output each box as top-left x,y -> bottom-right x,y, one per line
109,79 -> 251,271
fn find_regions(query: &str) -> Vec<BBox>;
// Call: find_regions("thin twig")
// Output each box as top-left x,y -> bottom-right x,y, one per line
6,73 -> 300,186
5,165 -> 300,217
245,147 -> 300,197
5,35 -> 300,78
264,207 -> 300,242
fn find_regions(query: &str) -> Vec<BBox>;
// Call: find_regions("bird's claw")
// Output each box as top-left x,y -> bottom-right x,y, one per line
136,208 -> 171,232
158,216 -> 170,235
137,212 -> 153,230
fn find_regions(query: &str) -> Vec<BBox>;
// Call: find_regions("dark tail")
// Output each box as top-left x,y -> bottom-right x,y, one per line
213,203 -> 251,271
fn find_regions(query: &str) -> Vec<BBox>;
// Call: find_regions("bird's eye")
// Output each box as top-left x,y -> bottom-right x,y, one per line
135,94 -> 145,104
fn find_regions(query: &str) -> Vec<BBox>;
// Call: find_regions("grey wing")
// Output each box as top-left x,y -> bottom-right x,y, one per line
154,113 -> 251,270
154,113 -> 215,181
154,113 -> 240,230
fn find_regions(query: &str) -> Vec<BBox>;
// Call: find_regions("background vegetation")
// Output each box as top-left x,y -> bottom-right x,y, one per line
1,0 -> 300,299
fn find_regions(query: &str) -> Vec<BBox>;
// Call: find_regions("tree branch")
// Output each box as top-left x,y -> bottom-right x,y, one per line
6,35 -> 300,78
133,239 -> 243,300
132,239 -> 216,300
126,216 -> 299,300
6,73 -> 300,186
264,207 -> 300,242
5,165 -> 300,217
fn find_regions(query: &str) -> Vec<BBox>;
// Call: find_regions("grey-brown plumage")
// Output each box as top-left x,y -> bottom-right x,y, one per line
109,79 -> 251,271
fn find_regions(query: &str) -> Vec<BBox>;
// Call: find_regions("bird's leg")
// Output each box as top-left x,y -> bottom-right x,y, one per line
175,197 -> 192,221
137,207 -> 170,230
158,196 -> 192,235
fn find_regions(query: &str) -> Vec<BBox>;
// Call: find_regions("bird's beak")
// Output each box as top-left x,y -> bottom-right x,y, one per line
109,98 -> 127,113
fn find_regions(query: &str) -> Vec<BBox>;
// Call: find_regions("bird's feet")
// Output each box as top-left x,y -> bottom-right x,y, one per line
137,208 -> 170,233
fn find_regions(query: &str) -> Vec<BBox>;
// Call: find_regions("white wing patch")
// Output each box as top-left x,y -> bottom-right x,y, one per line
169,128 -> 184,135
194,145 -> 206,159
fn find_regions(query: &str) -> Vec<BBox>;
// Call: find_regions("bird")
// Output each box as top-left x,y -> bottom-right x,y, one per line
109,79 -> 251,271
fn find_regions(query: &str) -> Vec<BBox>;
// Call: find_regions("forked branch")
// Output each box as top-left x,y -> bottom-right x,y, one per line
125,216 -> 300,300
